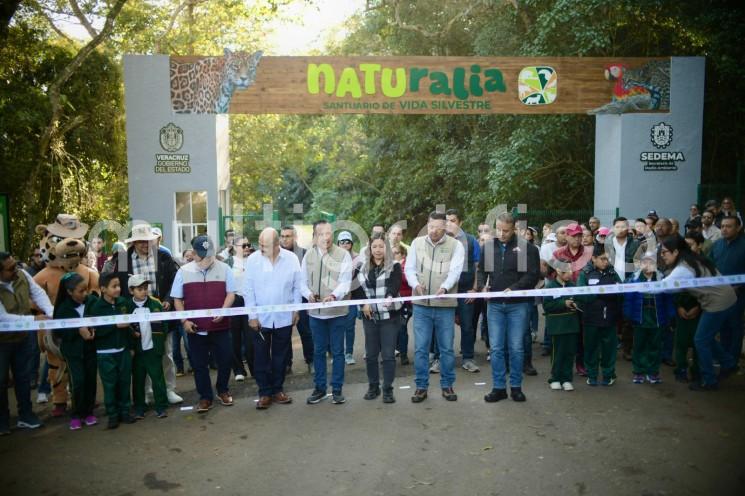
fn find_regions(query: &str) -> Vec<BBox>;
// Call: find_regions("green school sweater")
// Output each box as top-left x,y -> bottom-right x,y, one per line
542,279 -> 581,336
124,296 -> 168,355
54,294 -> 98,358
87,296 -> 131,352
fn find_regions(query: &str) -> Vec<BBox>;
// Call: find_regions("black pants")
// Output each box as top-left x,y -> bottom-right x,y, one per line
363,315 -> 401,389
253,325 -> 292,397
230,295 -> 254,377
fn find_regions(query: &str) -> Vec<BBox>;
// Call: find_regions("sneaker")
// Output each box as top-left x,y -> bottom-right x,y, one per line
36,392 -> 48,404
345,354 -> 356,365
400,354 -> 410,366
689,382 -> 718,392
429,359 -> 440,374
84,415 -> 98,426
107,417 -> 119,430
235,374 -> 246,382
550,381 -> 562,390
364,384 -> 381,400
586,378 -> 598,387
218,392 -> 234,406
647,374 -> 662,384
484,388 -> 508,402
562,382 -> 574,391
51,404 -> 66,417
134,409 -> 145,420
523,363 -> 538,376
155,410 -> 168,419
411,389 -> 428,403
306,388 -> 328,404
176,369 -> 185,378
196,399 -> 213,413
167,391 -> 184,404
69,418 -> 82,430
462,360 -> 480,373
17,413 -> 43,429
145,392 -> 154,405
632,374 -> 645,384
486,353 -> 491,361
331,390 -> 346,404
601,377 -> 616,387
395,349 -> 400,357
576,365 -> 588,377
441,387 -> 457,401
120,413 -> 136,424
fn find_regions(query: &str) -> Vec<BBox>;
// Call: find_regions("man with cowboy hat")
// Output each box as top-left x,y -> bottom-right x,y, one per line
33,213 -> 99,418
112,223 -> 183,404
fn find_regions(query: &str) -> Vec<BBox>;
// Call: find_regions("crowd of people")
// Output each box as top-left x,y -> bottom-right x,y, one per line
0,197 -> 743,434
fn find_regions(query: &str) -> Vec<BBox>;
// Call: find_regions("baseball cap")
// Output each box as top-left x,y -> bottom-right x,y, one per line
597,227 -> 610,236
337,231 -> 353,243
647,210 -> 659,220
152,227 -> 163,238
565,223 -> 583,236
128,273 -> 151,288
641,250 -> 657,261
192,235 -> 215,258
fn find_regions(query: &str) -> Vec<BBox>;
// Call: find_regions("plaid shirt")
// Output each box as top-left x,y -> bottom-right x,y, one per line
131,251 -> 158,296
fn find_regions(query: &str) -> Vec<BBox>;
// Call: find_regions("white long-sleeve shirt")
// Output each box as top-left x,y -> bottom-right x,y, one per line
243,248 -> 302,328
404,235 -> 465,292
299,247 -> 352,320
0,269 -> 54,323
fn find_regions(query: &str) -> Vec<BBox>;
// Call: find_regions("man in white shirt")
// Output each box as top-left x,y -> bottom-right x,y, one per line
701,210 -> 722,242
606,217 -> 641,361
0,252 -> 52,434
300,220 -> 352,405
243,228 -> 302,409
405,211 -> 465,403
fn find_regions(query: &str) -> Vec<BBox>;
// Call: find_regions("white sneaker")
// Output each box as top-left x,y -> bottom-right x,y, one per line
462,360 -> 480,373
145,392 -> 154,405
345,354 -> 356,365
429,359 -> 440,374
395,349 -> 400,357
36,392 -> 48,404
167,391 -> 184,404
562,382 -> 574,391
235,374 -> 245,382
486,354 -> 491,361
550,381 -> 562,390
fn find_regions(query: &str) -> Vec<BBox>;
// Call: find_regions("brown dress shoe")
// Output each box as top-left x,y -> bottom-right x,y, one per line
256,396 -> 272,409
272,391 -> 293,404
197,399 -> 212,413
218,392 -> 234,406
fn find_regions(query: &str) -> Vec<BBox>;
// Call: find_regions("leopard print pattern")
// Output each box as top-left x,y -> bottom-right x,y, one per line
170,48 -> 263,114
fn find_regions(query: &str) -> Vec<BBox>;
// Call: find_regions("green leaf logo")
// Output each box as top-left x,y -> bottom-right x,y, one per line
518,66 -> 557,105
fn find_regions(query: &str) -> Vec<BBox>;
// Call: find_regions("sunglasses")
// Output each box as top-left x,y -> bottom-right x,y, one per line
241,244 -> 251,249
339,240 -> 352,244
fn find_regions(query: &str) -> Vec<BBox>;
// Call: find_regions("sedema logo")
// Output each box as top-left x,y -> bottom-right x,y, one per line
518,66 -> 557,105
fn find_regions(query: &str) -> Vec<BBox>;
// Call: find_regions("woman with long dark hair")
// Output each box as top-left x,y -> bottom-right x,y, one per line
659,235 -> 739,391
352,232 -> 402,403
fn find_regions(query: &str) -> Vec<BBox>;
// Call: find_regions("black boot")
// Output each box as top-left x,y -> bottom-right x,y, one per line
523,360 -> 538,376
382,387 -> 395,403
400,354 -> 410,365
364,384 -> 381,400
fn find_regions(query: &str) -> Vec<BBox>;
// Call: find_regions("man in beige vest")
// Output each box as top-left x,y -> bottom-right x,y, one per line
301,220 -> 352,405
404,211 -> 465,403
1,252 -> 52,434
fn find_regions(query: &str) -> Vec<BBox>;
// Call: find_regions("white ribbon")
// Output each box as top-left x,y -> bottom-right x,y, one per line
3,273 -> 744,333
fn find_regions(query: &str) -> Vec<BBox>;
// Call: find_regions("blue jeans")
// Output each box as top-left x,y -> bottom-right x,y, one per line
0,333 -> 34,425
187,331 -> 232,401
172,323 -> 192,372
720,292 -> 745,362
343,305 -> 358,355
413,305 -> 456,389
457,299 -> 476,360
487,302 -> 530,389
310,316 -> 346,391
695,305 -> 738,385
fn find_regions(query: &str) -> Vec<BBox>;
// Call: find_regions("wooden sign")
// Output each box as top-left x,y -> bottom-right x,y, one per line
169,53 -> 670,115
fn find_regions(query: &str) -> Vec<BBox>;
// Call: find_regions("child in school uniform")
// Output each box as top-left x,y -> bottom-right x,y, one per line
543,261 -> 581,391
53,272 -> 99,431
576,244 -> 623,387
623,252 -> 676,384
88,272 -> 135,429
126,274 -> 169,419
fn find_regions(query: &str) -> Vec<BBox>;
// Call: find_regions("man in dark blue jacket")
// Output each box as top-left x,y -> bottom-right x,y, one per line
711,215 -> 745,362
